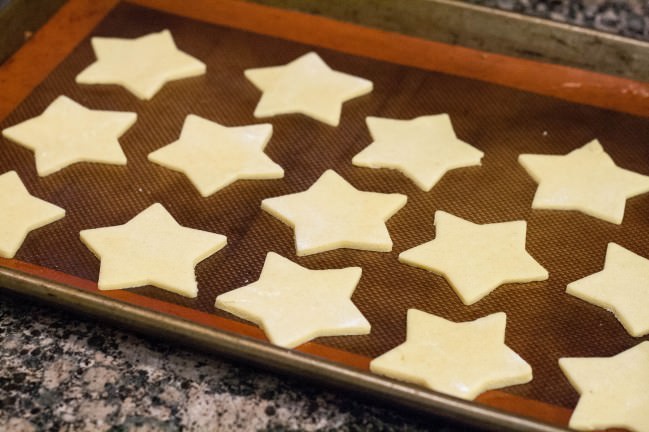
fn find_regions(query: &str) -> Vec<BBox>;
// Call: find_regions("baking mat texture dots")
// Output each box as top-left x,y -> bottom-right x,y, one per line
1,2 -> 648,410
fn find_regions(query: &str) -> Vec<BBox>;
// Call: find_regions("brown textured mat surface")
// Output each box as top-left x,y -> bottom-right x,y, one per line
1,2 -> 648,411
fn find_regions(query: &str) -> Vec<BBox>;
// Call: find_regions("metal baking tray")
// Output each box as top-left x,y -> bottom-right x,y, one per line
2,1 -> 649,430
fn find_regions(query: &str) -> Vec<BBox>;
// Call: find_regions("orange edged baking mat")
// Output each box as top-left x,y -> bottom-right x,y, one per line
2,1 -> 649,430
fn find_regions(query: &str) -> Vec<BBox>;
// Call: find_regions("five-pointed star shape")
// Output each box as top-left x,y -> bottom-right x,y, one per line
244,51 -> 373,126
214,252 -> 370,348
559,342 -> 649,431
370,310 -> 532,400
518,140 -> 649,224
80,203 -> 226,298
0,171 -> 65,258
567,243 -> 649,337
399,211 -> 548,305
352,115 -> 484,191
261,170 -> 407,256
76,29 -> 206,100
1,96 -> 136,176
148,115 -> 284,197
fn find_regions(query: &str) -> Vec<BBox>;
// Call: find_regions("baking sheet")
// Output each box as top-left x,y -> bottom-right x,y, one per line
1,1 -> 648,427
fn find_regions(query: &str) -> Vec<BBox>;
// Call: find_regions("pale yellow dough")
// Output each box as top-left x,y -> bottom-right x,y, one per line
352,115 -> 484,191
76,30 -> 206,100
559,342 -> 649,431
80,203 -> 226,298
567,243 -> 649,337
399,211 -> 548,305
0,171 -> 65,258
244,52 -> 373,126
261,170 -> 407,256
148,115 -> 283,197
214,252 -> 370,348
518,140 -> 649,224
370,310 -> 532,400
2,96 -> 136,176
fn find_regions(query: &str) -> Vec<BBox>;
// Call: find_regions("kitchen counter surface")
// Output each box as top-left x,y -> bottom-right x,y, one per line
0,292 -> 454,431
1,0 -> 647,431
469,0 -> 648,41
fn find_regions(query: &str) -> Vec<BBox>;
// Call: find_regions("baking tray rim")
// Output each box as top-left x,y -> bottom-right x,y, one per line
4,0 -> 649,122
0,261 -> 570,432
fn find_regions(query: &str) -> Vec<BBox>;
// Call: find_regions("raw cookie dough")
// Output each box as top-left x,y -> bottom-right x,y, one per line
352,114 -> 484,191
518,140 -> 649,224
244,52 -> 373,126
80,203 -> 226,298
2,96 -> 136,176
148,115 -> 283,197
559,342 -> 649,431
261,169 -> 407,256
567,243 -> 649,337
370,310 -> 532,400
0,171 -> 65,258
76,29 -> 206,100
399,211 -> 548,305
215,252 -> 370,348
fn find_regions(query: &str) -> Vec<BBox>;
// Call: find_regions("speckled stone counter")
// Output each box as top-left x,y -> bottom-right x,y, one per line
1,1 -> 648,430
467,0 -> 649,41
0,292 -> 466,431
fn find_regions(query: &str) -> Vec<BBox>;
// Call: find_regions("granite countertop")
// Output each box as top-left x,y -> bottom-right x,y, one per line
0,292 -> 455,431
466,0 -> 649,41
1,1 -> 647,431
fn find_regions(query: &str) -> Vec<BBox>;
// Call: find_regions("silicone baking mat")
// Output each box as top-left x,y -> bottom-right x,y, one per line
1,1 -> 648,428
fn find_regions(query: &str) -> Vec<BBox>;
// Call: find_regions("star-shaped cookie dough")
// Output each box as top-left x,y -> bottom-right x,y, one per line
148,115 -> 283,197
567,243 -> 649,337
518,140 -> 649,224
80,203 -> 226,298
214,252 -> 370,348
244,52 -> 373,126
0,171 -> 65,258
76,29 -> 206,100
261,170 -> 407,256
352,115 -> 484,191
370,310 -> 532,400
399,211 -> 548,305
559,342 -> 649,431
1,96 -> 136,176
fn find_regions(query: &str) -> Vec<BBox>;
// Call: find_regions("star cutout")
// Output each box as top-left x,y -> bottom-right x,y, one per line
567,243 -> 649,337
76,29 -> 206,100
214,252 -> 370,348
399,211 -> 548,305
370,310 -> 532,400
518,140 -> 649,224
80,203 -> 226,298
1,96 -> 136,176
352,115 -> 484,191
559,342 -> 649,431
261,170 -> 407,256
147,115 -> 283,197
244,51 -> 373,126
0,171 -> 65,258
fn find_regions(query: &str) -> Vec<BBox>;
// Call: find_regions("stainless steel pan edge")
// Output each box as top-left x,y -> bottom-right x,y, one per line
249,0 -> 649,83
0,265 -> 569,432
